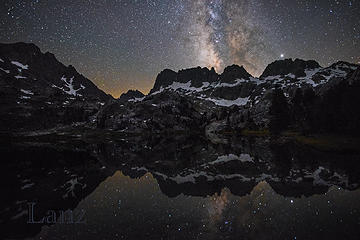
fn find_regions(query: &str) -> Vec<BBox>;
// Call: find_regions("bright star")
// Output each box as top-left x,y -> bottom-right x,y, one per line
280,54 -> 284,58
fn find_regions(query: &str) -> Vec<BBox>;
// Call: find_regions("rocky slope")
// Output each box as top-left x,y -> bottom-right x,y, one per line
97,91 -> 205,133
0,42 -> 112,131
102,58 -> 358,135
147,58 -> 357,104
1,42 -> 358,136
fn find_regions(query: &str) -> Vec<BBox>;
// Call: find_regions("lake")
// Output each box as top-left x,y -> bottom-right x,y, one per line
1,135 -> 360,239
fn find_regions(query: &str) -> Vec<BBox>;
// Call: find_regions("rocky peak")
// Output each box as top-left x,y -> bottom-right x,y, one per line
327,61 -> 358,72
149,65 -> 253,94
150,69 -> 177,94
260,58 -> 321,79
150,67 -> 219,93
313,61 -> 358,86
119,89 -> 145,102
220,64 -> 252,83
0,42 -> 41,57
177,66 -> 219,87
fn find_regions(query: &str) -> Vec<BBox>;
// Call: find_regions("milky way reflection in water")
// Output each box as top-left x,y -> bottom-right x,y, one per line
2,134 -> 360,240
33,170 -> 360,240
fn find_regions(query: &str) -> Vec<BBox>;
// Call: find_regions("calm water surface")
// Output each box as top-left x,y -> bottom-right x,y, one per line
34,171 -> 360,240
1,136 -> 360,240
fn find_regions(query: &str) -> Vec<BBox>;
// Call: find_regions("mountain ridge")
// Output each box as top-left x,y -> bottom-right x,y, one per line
0,42 -> 112,131
147,58 -> 357,97
1,42 -> 359,135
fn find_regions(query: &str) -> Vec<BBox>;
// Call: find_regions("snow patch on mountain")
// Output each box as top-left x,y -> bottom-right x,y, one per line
128,96 -> 145,102
167,81 -> 210,93
62,177 -> 83,198
20,89 -> 34,95
216,77 -> 262,88
262,64 -> 354,88
52,76 -> 85,96
325,66 -> 350,79
167,171 -> 252,184
20,95 -> 31,99
207,153 -> 254,165
202,96 -> 249,107
15,75 -> 26,79
296,68 -> 322,86
309,166 -> 330,186
168,172 -> 206,184
149,81 -> 211,97
255,173 -> 280,182
11,61 -> 29,70
0,67 -> 10,73
171,172 -> 253,184
303,67 -> 322,79
286,73 -> 296,79
264,75 -> 281,81
21,182 -> 35,190
150,86 -> 165,96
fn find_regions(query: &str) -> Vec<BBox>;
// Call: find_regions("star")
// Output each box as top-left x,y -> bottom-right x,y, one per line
0,0 -> 358,96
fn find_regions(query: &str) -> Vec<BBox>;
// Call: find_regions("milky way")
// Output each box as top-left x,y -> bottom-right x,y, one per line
186,0 -> 272,76
0,0 -> 359,97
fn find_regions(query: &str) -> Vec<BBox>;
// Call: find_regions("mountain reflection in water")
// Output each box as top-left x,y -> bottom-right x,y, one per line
35,171 -> 360,240
1,135 -> 360,240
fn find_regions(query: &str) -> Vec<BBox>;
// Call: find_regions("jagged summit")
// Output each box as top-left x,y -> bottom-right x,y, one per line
150,68 -> 178,94
143,59 -> 358,108
1,41 -> 360,140
260,58 -> 321,79
119,89 -> 145,102
327,61 -> 359,71
150,58 -> 355,96
220,64 -> 253,83
150,66 -> 219,94
149,64 -> 253,94
149,59 -> 358,95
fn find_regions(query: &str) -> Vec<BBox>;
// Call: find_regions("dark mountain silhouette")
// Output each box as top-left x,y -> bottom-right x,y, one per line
260,58 -> 321,78
118,89 -> 145,102
0,42 -> 112,131
1,42 -> 359,136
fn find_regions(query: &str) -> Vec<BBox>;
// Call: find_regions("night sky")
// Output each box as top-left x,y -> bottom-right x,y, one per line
1,0 -> 359,97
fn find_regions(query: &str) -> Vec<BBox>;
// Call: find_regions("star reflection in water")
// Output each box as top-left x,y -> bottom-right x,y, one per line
34,170 -> 360,240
